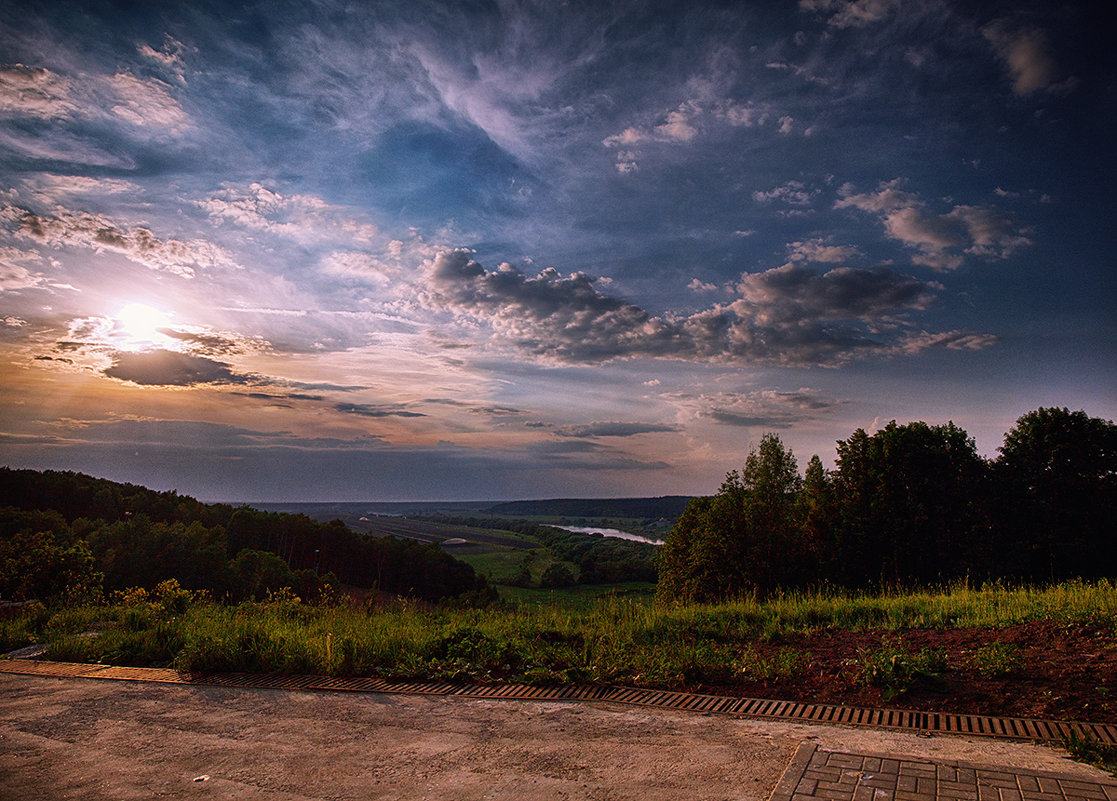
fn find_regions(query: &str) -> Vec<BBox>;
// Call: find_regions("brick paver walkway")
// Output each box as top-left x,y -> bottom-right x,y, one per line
770,744 -> 1117,801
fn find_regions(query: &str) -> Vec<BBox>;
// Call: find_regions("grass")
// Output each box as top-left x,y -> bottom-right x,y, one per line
454,548 -> 547,584
5,579 -> 1115,690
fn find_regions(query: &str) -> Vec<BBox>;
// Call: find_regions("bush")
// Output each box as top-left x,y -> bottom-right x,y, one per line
540,563 -> 576,588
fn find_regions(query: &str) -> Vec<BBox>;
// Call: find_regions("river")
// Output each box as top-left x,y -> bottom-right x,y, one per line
554,525 -> 664,546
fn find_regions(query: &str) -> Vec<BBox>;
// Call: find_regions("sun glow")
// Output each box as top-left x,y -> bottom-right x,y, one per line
114,303 -> 174,349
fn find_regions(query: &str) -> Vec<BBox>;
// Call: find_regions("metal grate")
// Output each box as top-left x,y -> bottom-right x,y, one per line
4,657 -> 1114,744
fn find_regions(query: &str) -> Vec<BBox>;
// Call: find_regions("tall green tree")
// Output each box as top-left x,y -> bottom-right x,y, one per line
832,421 -> 986,588
657,434 -> 802,602
994,407 -> 1117,580
797,454 -> 835,582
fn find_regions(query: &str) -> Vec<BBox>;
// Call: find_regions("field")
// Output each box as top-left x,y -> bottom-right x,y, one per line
4,580 -> 1115,725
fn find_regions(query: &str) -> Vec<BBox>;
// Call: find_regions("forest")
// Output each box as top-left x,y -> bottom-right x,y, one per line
1,406 -> 1113,609
657,407 -> 1117,602
0,469 -> 492,605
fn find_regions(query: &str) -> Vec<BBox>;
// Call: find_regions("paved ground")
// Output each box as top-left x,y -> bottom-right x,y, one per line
771,743 -> 1117,801
1,673 -> 1114,801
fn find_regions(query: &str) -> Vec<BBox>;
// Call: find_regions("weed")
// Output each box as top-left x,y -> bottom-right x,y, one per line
734,646 -> 810,681
857,637 -> 949,699
1062,731 -> 1117,776
968,642 -> 1021,678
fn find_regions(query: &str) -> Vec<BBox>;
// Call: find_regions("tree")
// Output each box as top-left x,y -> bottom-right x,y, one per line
797,455 -> 835,582
657,434 -> 803,602
994,408 -> 1117,581
539,562 -> 576,588
832,421 -> 986,588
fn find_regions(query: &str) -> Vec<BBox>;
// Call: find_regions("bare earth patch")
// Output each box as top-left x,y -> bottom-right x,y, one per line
695,621 -> 1117,723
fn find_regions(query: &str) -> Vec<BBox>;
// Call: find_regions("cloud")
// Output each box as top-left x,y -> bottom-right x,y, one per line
421,249 -> 977,367
554,421 -> 680,438
0,64 -> 189,133
688,278 -> 718,293
198,183 -> 378,243
982,22 -> 1059,96
3,201 -> 238,277
895,330 -> 1001,353
603,98 -> 776,171
0,65 -> 79,119
103,350 -> 255,387
320,251 -> 398,285
786,238 -> 862,264
20,174 -> 139,202
753,181 -> 819,206
837,180 -> 1031,269
107,72 -> 190,132
732,262 -> 937,325
334,403 -> 427,419
137,36 -> 189,85
156,328 -> 254,357
680,387 -> 846,428
0,247 -> 50,291
799,0 -> 902,29
422,250 -> 678,363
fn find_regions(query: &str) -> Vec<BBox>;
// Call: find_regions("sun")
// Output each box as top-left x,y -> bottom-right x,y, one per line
113,302 -> 174,349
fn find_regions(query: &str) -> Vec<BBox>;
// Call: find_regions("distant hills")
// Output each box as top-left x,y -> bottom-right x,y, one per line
486,497 -> 692,520
251,497 -> 694,524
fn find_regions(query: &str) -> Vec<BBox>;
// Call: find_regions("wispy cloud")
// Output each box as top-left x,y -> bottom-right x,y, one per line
3,201 -> 238,278
0,65 -> 79,118
799,0 -> 903,29
198,183 -> 378,244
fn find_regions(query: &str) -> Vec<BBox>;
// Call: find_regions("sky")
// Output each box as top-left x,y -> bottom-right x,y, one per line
0,0 -> 1113,502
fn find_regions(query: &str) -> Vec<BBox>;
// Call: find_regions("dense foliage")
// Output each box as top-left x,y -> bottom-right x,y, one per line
530,525 -> 657,584
416,515 -> 657,585
0,469 -> 491,604
658,408 -> 1117,603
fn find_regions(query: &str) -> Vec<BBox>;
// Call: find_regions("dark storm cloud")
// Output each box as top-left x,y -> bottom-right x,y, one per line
424,250 -> 985,367
103,349 -> 254,386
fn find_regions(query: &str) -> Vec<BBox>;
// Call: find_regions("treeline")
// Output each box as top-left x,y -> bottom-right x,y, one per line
486,497 -> 691,520
0,469 -> 492,604
657,407 -> 1117,603
419,515 -> 658,585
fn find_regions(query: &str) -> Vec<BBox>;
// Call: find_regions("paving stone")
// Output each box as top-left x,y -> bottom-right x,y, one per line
770,744 -> 1117,801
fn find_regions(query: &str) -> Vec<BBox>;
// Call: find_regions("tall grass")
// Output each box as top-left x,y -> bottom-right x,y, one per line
7,580 -> 1115,688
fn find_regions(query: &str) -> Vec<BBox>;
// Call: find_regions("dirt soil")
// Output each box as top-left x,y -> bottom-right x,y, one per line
695,621 -> 1117,723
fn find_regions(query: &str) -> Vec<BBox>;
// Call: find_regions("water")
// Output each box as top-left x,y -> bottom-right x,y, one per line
554,525 -> 664,546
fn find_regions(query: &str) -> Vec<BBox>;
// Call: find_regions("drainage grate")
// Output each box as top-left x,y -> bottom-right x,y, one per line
4,657 -> 1114,745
